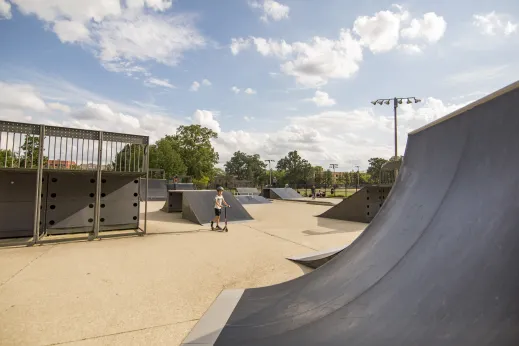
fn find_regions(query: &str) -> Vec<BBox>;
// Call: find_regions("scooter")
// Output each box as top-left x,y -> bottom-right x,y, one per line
222,205 -> 230,232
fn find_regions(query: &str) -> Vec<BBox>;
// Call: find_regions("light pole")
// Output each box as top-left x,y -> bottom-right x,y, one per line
371,97 -> 421,158
329,163 -> 338,194
265,159 -> 275,186
355,165 -> 360,192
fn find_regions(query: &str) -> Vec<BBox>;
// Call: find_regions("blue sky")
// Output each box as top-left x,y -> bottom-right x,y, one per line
0,0 -> 518,170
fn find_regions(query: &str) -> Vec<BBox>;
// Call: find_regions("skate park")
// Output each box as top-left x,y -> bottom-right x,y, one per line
1,80 -> 519,346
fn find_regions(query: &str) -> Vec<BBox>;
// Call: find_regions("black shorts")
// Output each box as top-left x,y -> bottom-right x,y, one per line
214,208 -> 221,216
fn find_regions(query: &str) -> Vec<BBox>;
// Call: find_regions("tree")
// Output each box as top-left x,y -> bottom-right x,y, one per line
313,165 -> 324,185
337,172 -> 348,188
148,137 -> 186,178
113,144 -> 145,171
367,157 -> 388,184
173,125 -> 219,179
0,150 -> 17,168
276,151 -> 310,184
21,135 -> 48,168
224,151 -> 267,185
324,169 -> 333,187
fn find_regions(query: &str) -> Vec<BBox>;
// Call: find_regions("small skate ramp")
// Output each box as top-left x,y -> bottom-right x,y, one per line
287,245 -> 347,269
318,184 -> 392,223
262,187 -> 303,200
139,178 -> 167,201
181,191 -> 253,225
182,81 -> 519,346
235,195 -> 271,205
161,190 -> 184,212
236,187 -> 260,195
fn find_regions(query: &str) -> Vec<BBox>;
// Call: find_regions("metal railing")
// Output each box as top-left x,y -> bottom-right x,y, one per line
0,120 -> 150,244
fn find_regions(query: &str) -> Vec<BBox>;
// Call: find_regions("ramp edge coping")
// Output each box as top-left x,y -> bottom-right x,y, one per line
410,80 -> 519,135
181,289 -> 245,346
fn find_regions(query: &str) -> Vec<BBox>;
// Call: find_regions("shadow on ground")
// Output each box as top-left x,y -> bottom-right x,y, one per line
300,217 -> 366,236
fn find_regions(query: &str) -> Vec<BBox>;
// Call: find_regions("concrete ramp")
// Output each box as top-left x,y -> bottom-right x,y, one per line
181,191 -> 253,225
318,185 -> 392,223
262,187 -> 303,200
166,183 -> 195,190
236,187 -> 260,195
182,81 -> 519,346
287,245 -> 347,269
235,195 -> 271,205
139,178 -> 167,201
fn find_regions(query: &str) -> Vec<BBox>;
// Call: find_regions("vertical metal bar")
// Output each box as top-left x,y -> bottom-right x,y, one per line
46,136 -> 51,168
11,132 -> 15,167
64,137 -> 68,169
86,139 -> 90,169
81,139 -> 85,168
133,144 -> 136,172
129,144 -> 133,172
58,137 -> 63,169
53,136 -> 57,168
124,143 -> 128,172
110,141 -> 113,171
117,142 -> 122,171
4,131 -> 8,167
0,130 -> 2,168
104,140 -> 108,171
33,126 -> 45,244
93,132 -> 103,238
18,133 -> 22,168
30,133 -> 35,169
75,138 -> 79,169
144,144 -> 149,234
137,145 -> 141,172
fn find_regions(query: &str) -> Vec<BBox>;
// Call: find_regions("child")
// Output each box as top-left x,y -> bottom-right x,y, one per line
211,186 -> 230,230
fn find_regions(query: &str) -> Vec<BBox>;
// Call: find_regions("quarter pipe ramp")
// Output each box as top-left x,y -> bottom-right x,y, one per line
262,188 -> 303,200
181,191 -> 253,225
235,195 -> 271,205
182,81 -> 519,346
318,185 -> 392,223
139,178 -> 167,201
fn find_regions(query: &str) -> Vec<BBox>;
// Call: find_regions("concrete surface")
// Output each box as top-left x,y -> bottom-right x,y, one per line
0,201 -> 365,346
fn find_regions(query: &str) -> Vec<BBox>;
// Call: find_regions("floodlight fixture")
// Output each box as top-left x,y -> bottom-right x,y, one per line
414,98 -> 421,103
384,100 -> 390,105
371,100 -> 377,105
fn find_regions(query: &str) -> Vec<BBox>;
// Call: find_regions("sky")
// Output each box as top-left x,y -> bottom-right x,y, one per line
0,0 -> 518,171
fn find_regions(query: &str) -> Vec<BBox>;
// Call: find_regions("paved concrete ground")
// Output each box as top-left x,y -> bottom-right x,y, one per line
0,200 -> 366,346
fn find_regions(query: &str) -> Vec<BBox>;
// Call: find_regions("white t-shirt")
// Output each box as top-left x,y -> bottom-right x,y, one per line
214,195 -> 224,209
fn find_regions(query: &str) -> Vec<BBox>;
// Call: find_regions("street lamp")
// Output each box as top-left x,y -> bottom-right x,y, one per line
370,97 -> 421,158
265,159 -> 275,186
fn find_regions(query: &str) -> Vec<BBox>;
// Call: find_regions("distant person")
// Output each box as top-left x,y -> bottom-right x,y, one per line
311,185 -> 316,199
285,184 -> 289,188
331,187 -> 335,195
211,186 -> 230,231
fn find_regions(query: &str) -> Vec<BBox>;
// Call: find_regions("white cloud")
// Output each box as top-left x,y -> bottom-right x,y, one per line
48,102 -> 72,113
191,79 -> 211,91
0,82 -> 48,112
231,6 -> 447,87
398,43 -> 422,54
249,0 -> 290,22
190,81 -> 200,91
230,37 -> 252,55
145,77 -> 175,89
0,0 -> 12,19
281,30 -> 364,87
353,9 -> 408,53
9,1 -> 206,77
244,116 -> 255,121
52,20 -> 91,43
231,86 -> 240,94
446,65 -> 509,85
244,88 -> 257,95
192,109 -> 221,134
308,91 -> 336,107
473,12 -> 517,36
400,12 -> 447,43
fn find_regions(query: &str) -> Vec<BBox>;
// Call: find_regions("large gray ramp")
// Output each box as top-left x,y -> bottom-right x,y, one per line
267,188 -> 303,200
182,191 -> 254,225
139,178 -> 167,201
235,195 -> 271,205
318,185 -> 392,223
236,187 -> 260,195
183,81 -> 519,346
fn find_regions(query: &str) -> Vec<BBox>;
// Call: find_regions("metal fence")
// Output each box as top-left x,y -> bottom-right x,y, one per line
0,120 -> 150,244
